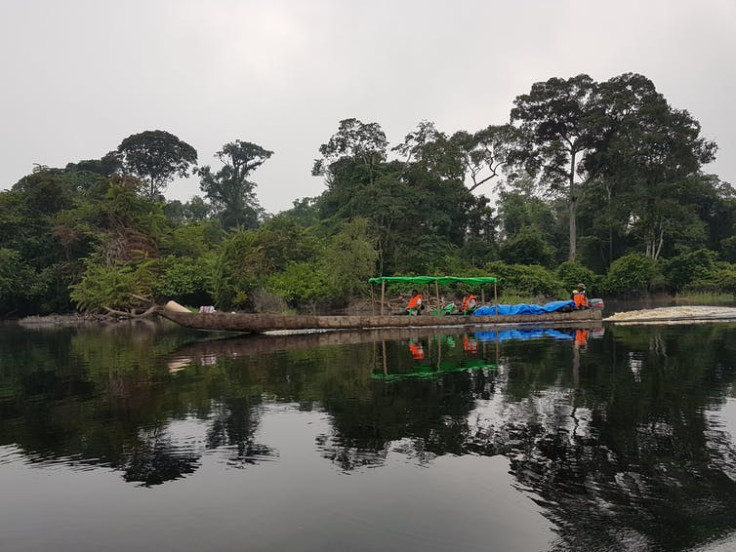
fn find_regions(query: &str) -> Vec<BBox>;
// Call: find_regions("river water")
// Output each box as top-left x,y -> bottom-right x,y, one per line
2,320 -> 736,552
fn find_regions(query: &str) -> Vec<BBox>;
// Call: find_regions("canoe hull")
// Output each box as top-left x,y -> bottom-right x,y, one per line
160,308 -> 602,333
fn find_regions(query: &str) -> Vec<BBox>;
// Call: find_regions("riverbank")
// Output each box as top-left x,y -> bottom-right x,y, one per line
13,313 -> 134,328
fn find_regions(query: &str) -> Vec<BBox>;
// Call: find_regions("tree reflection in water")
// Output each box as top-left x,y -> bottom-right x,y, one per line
3,322 -> 736,549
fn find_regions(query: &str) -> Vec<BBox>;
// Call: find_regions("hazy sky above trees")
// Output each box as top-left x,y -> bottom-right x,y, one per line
1,0 -> 734,213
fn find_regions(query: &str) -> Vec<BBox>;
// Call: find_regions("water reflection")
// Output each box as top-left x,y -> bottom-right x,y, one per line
3,321 -> 736,550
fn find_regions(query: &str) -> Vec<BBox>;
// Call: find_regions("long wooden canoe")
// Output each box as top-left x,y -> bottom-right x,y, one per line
159,307 -> 602,334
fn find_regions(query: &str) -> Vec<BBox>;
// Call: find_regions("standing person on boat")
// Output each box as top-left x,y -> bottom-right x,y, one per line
571,284 -> 589,309
405,289 -> 424,315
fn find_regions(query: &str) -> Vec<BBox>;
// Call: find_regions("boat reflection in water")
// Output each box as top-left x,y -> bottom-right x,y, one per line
168,325 -> 604,383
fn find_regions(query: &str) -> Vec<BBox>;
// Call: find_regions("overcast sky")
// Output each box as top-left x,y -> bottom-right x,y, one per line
1,0 -> 734,213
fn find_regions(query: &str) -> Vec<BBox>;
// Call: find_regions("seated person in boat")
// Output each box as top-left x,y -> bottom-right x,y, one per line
460,294 -> 478,315
405,289 -> 424,315
571,283 -> 589,309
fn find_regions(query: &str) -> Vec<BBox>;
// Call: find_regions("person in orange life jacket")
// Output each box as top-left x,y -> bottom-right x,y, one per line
462,335 -> 478,354
574,329 -> 589,349
405,289 -> 424,315
461,294 -> 478,314
408,339 -> 425,360
571,283 -> 589,309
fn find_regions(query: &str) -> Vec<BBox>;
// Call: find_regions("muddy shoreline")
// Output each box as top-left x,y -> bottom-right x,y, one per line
10,313 -> 141,328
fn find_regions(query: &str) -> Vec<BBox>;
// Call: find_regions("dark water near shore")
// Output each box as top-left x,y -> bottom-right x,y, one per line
2,320 -> 736,552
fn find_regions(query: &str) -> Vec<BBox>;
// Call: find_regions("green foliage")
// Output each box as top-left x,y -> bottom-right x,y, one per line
312,118 -> 388,185
485,261 -> 564,297
604,254 -> 658,296
699,263 -> 736,297
318,218 -> 379,301
279,198 -> 321,228
556,261 -> 600,294
662,249 -> 717,291
71,261 -> 157,312
262,218 -> 378,307
499,225 -> 555,266
254,216 -> 319,271
153,255 -> 215,305
0,248 -> 46,314
161,221 -> 224,258
212,229 -> 270,310
267,262 -> 328,304
720,236 -> 736,263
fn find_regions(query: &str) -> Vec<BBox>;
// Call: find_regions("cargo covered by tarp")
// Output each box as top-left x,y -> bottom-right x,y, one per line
473,300 -> 574,316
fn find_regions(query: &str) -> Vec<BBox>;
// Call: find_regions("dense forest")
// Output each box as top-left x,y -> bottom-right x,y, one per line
2,72 -> 735,317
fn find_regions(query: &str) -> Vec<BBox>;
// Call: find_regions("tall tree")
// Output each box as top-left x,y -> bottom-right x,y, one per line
115,130 -> 198,200
312,118 -> 388,187
510,74 -> 598,261
586,73 -> 717,259
198,140 -> 273,230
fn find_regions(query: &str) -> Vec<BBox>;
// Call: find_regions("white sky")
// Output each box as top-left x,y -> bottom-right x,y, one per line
1,0 -> 734,214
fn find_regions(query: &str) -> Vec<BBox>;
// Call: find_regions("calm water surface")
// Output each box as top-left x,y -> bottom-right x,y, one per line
2,320 -> 736,552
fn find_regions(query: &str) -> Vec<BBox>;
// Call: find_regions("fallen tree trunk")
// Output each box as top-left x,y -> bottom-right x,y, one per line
102,305 -> 159,319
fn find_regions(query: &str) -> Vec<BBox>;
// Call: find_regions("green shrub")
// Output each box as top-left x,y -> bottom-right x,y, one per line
212,229 -> 270,310
71,261 -> 156,312
699,263 -> 736,298
153,255 -> 215,306
267,262 -> 328,304
556,261 -> 600,295
662,249 -> 718,291
318,218 -> 378,302
604,254 -> 658,296
485,261 -> 564,298
0,248 -> 47,314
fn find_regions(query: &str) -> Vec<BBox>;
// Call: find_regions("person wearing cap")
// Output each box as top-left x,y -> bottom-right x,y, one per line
571,283 -> 589,309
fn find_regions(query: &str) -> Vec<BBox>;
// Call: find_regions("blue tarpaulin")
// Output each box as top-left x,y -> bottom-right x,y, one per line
473,300 -> 575,316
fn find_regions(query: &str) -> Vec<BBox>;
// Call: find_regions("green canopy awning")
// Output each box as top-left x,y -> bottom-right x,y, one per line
368,275 -> 498,286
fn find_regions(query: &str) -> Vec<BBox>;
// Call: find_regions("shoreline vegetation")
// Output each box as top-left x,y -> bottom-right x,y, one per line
8,292 -> 734,329
2,73 -> 735,320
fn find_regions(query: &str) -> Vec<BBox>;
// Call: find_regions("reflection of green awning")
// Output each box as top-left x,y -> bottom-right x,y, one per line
371,360 -> 496,381
368,275 -> 498,286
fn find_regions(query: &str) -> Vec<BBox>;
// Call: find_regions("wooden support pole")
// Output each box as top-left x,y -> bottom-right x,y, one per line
380,280 -> 386,316
494,283 -> 498,316
434,280 -> 440,316
437,336 -> 442,370
382,341 -> 387,375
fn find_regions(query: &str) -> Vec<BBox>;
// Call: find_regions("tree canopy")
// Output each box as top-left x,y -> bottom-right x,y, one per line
0,72 -> 732,317
115,130 -> 198,200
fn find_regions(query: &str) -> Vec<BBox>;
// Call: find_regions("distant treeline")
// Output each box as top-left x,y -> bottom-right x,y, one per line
2,72 -> 735,316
